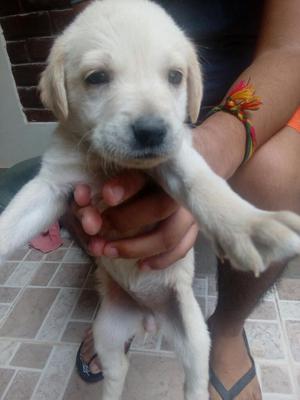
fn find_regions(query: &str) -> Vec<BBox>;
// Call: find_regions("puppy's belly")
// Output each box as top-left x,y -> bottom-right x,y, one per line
98,256 -> 175,311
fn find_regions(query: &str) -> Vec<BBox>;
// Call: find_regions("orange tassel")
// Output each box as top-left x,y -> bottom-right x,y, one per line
226,80 -> 262,112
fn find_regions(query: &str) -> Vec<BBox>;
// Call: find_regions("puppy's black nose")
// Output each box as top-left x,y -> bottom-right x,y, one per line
132,117 -> 167,148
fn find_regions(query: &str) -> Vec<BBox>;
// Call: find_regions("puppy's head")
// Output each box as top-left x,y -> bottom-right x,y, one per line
40,0 -> 203,168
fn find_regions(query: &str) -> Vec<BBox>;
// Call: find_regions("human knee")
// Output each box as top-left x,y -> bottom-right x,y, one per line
229,143 -> 298,210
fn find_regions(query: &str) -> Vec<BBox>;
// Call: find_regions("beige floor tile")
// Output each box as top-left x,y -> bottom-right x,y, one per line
192,278 -> 207,297
24,249 -> 45,262
207,274 -> 217,296
0,262 -> 18,284
296,367 -> 300,393
194,235 -> 217,276
0,368 -> 15,397
283,258 -> 300,279
3,370 -> 40,400
206,296 -> 217,318
279,301 -> 300,320
195,296 -> 206,317
260,364 -> 292,394
5,261 -> 40,287
83,273 -> 98,290
6,248 -> 29,261
285,321 -> 300,362
0,287 -> 20,303
10,343 -> 52,369
277,279 -> 300,301
131,332 -> 161,351
49,263 -> 91,288
0,304 -> 10,321
37,288 -> 80,341
30,262 -> 60,286
249,300 -> 277,321
63,248 -> 89,263
61,321 -> 91,343
0,341 -> 19,366
160,335 -> 174,352
44,248 -> 68,262
123,353 -> 184,400
32,345 -> 76,400
262,395 -> 297,400
0,288 -> 59,339
71,289 -> 99,321
63,369 -> 103,400
245,321 -> 285,360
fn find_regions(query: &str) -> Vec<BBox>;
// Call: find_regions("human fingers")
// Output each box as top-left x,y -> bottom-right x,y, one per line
102,188 -> 178,234
139,223 -> 199,270
102,170 -> 148,206
102,207 -> 196,259
74,184 -> 92,207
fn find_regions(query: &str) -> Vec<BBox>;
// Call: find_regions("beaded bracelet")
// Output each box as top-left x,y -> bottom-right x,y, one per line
209,80 -> 262,163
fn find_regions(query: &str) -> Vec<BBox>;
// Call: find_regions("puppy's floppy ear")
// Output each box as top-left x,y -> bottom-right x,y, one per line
187,43 -> 203,124
39,39 -> 68,121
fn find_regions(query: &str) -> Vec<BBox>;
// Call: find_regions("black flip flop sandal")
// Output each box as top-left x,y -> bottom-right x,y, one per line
209,330 -> 257,400
76,336 -> 134,383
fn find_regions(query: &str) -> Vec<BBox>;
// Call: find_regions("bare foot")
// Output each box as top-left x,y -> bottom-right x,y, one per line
208,318 -> 262,400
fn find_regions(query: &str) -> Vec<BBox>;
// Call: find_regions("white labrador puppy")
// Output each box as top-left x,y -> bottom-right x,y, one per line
1,0 -> 300,399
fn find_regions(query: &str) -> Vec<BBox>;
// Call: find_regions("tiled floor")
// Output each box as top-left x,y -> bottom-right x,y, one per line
0,233 -> 299,400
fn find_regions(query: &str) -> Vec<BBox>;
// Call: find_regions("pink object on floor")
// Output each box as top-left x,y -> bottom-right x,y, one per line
30,221 -> 63,253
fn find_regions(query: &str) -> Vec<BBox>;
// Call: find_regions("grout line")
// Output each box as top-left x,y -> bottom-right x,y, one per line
34,287 -> 62,340
274,287 -> 299,397
0,368 -> 17,400
29,345 -> 56,400
6,341 -> 21,366
57,264 -> 94,342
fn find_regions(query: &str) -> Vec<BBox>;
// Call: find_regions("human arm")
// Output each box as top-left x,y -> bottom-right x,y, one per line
196,0 -> 300,179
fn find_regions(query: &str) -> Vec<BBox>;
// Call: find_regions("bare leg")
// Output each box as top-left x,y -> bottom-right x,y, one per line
209,126 -> 300,400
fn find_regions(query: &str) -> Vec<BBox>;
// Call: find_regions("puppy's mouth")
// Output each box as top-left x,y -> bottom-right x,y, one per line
98,145 -> 171,169
117,149 -> 170,168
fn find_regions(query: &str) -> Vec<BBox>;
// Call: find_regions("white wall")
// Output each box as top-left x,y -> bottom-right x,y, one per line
0,25 -> 55,168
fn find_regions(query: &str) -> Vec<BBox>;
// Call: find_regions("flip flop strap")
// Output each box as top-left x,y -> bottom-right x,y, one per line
209,330 -> 256,400
210,364 -> 256,400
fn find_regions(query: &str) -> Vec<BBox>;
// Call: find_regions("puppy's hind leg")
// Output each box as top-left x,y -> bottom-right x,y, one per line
162,285 -> 210,400
93,287 -> 143,400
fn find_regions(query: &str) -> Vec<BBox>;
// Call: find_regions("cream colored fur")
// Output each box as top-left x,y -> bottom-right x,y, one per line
1,1 -> 300,399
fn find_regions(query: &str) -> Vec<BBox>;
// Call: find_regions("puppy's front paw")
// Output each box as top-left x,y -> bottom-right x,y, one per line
215,210 -> 300,276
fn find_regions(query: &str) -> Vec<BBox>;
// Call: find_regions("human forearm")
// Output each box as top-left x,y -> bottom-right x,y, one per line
194,0 -> 300,179
194,48 -> 300,179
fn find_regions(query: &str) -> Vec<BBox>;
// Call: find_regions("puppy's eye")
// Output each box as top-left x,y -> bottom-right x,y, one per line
168,70 -> 183,85
85,70 -> 111,85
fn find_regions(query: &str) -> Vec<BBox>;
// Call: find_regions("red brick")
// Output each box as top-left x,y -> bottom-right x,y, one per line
6,40 -> 29,64
24,108 -> 56,122
0,0 -> 21,17
50,9 -> 75,34
0,12 -> 52,40
27,37 -> 54,62
12,63 -> 45,86
22,0 -> 71,12
18,87 -> 43,108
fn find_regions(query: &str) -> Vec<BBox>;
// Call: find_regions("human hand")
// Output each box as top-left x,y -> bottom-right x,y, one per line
70,171 -> 199,270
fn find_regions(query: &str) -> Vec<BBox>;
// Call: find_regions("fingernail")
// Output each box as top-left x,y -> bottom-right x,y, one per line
104,246 -> 119,258
110,186 -> 125,204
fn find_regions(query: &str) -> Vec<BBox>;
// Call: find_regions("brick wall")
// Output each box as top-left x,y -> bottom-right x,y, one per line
0,0 -> 78,122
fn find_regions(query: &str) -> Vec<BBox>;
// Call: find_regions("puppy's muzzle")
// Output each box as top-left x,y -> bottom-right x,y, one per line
132,116 -> 168,149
